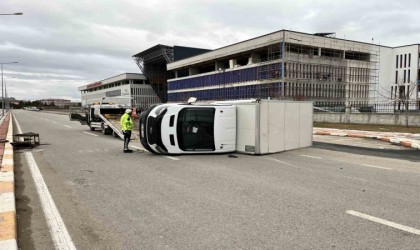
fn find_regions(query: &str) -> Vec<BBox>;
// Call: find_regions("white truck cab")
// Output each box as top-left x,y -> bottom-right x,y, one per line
139,103 -> 236,154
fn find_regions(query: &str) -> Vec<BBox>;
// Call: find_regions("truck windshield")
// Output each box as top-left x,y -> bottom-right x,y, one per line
147,109 -> 168,153
177,108 -> 215,151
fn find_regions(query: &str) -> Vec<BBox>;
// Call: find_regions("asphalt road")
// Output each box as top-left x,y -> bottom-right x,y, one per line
13,110 -> 420,249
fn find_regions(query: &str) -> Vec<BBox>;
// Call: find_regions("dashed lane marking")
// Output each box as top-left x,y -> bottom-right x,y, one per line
346,210 -> 420,236
166,156 -> 180,161
83,132 -> 98,137
131,145 -> 145,151
264,156 -> 299,168
300,155 -> 323,160
361,164 -> 392,170
63,125 -> 72,129
130,145 -> 179,160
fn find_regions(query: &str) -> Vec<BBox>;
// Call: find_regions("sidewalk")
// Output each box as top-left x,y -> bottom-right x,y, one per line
314,127 -> 420,150
0,113 -> 16,249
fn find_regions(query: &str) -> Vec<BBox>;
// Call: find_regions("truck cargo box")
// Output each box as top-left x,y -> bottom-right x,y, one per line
234,100 -> 313,155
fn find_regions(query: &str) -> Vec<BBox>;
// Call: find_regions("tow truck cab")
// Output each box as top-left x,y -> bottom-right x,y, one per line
139,103 -> 236,154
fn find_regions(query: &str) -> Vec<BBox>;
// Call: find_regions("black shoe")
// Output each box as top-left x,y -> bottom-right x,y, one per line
124,149 -> 133,153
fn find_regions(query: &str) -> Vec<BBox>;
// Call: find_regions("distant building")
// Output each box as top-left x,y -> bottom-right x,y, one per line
78,73 -> 159,109
40,99 -> 72,107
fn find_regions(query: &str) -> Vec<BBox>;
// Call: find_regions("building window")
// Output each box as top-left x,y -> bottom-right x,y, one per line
409,53 -> 411,67
400,55 -> 403,68
404,70 -> 406,83
408,69 -> 410,82
396,55 -> 398,69
404,54 -> 407,68
395,71 -> 398,84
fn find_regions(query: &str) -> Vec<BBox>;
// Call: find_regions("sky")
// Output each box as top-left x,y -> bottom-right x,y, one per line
1,0 -> 420,101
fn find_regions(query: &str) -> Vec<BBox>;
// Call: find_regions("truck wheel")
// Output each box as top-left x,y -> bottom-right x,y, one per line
90,126 -> 95,131
105,128 -> 112,135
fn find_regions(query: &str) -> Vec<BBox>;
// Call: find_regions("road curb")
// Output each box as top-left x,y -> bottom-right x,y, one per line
0,113 -> 17,250
314,128 -> 420,150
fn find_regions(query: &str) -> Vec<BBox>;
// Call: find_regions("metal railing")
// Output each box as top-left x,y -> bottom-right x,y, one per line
314,101 -> 420,114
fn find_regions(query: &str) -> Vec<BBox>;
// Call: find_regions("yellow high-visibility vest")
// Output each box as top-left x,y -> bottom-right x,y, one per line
120,113 -> 134,131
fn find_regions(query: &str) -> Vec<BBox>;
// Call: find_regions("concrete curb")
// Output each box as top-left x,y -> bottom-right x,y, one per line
0,113 -> 17,250
314,128 -> 420,150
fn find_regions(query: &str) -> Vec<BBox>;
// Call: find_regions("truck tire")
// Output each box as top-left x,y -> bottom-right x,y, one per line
101,125 -> 112,135
90,126 -> 95,131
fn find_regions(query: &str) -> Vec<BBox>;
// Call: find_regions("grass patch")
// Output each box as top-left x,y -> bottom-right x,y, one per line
314,122 -> 420,134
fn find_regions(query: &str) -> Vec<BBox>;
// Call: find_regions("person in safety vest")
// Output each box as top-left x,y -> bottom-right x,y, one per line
120,109 -> 134,153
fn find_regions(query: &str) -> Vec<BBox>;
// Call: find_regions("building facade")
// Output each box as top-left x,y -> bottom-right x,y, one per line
166,30 -> 419,110
378,45 -> 420,105
78,73 -> 160,109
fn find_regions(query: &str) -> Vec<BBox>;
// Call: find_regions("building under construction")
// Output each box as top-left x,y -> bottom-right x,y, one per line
166,30 -> 384,110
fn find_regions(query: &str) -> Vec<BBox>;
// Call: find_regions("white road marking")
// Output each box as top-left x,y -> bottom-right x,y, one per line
83,132 -> 98,137
264,156 -> 299,168
300,155 -> 323,160
52,121 -> 58,124
131,145 -> 145,151
63,125 -> 72,129
14,115 -> 77,250
130,146 -> 177,159
346,210 -> 420,236
361,164 -> 392,170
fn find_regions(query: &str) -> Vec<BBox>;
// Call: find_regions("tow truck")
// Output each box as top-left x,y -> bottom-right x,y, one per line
70,103 -> 130,139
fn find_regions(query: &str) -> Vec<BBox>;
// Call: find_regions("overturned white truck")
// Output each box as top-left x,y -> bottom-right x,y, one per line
139,99 -> 313,155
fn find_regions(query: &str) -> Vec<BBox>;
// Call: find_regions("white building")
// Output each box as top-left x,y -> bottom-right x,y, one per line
78,73 -> 160,109
378,45 -> 420,103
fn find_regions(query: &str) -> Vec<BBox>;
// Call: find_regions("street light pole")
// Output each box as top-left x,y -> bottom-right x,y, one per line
0,13 -> 23,15
5,78 -> 15,111
1,62 -> 18,116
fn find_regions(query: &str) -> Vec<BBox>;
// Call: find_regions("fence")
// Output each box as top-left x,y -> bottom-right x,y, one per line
314,101 -> 420,114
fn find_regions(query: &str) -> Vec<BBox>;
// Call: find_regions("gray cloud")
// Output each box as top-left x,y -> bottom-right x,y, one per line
1,0 -> 420,101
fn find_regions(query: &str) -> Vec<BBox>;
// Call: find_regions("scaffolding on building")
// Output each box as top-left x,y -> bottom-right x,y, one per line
133,44 -> 174,103
253,36 -> 380,110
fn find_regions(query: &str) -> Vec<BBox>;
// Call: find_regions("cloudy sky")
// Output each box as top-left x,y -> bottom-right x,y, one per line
1,0 -> 419,101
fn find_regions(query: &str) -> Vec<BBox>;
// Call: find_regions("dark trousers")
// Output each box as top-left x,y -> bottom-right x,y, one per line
123,130 -> 132,150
